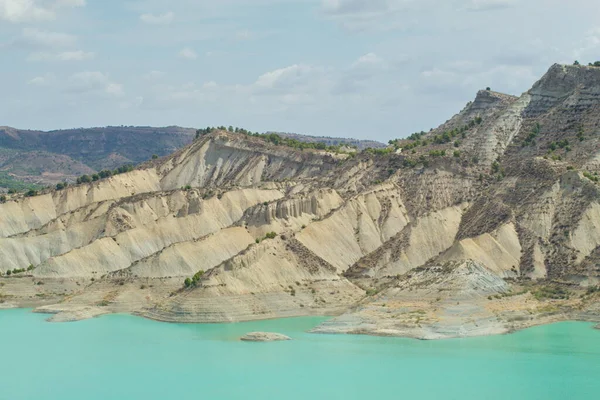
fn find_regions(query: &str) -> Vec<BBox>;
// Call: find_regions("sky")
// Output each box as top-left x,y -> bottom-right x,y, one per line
1,0 -> 599,142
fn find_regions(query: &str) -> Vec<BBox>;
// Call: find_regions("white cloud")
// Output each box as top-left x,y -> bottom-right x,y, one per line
27,73 -> 56,86
67,71 -> 124,97
152,52 -> 403,111
0,0 -> 85,23
322,0 -> 394,16
320,0 -> 418,32
248,64 -> 334,106
417,61 -> 537,98
573,27 -> 600,60
28,50 -> 95,61
22,28 -> 77,47
143,70 -> 165,80
54,0 -> 86,7
352,52 -> 386,69
254,65 -> 318,91
179,47 -> 198,60
0,0 -> 53,22
140,11 -> 174,25
235,30 -> 254,40
58,50 -> 94,61
119,96 -> 144,110
332,52 -> 390,94
106,83 -> 125,97
466,0 -> 517,11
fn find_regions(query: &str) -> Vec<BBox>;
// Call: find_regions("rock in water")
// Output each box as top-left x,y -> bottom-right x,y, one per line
240,332 -> 291,342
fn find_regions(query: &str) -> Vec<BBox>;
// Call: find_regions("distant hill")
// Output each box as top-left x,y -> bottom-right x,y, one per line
0,126 -> 196,187
268,132 -> 386,150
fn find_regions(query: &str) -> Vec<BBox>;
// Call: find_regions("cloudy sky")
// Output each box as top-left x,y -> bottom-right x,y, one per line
1,0 -> 599,142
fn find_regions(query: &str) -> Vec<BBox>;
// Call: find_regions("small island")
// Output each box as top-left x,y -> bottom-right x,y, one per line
240,332 -> 291,342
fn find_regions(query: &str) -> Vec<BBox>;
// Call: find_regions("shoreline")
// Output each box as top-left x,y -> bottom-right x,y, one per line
3,305 -> 599,340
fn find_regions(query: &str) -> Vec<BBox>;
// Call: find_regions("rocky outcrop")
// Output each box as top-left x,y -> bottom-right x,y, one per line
240,332 -> 291,342
313,260 -> 513,339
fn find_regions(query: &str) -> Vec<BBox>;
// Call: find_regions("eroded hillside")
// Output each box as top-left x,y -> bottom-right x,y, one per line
1,63 -> 599,338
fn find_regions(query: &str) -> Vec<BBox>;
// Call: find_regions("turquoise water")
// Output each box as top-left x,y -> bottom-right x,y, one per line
0,310 -> 599,400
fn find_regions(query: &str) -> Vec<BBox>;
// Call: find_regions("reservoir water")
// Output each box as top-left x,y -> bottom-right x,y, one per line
0,309 -> 598,399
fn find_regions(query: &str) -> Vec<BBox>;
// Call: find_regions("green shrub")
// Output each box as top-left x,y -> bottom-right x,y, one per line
491,161 -> 500,174
523,123 -> 541,146
98,170 -> 112,179
265,232 -> 277,240
532,285 -> 570,300
577,126 -> 585,141
77,175 -> 92,184
25,190 -> 38,197
0,195 -> 6,203
403,158 -> 417,168
583,172 -> 599,183
429,150 -> 445,157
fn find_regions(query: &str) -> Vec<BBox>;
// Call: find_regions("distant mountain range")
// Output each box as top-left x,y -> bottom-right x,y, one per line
0,126 -> 195,189
268,132 -> 386,150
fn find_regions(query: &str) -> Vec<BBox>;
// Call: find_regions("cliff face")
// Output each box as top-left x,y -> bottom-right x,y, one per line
1,64 -> 599,337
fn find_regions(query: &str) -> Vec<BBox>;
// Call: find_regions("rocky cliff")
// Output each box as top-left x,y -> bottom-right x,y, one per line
1,63 -> 599,338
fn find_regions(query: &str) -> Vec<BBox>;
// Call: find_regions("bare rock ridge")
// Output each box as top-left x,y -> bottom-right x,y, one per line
0,126 -> 385,187
1,63 -> 600,339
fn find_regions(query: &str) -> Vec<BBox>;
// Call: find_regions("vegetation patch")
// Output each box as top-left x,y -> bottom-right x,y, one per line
532,285 -> 571,300
0,172 -> 42,192
522,123 -> 541,146
583,172 -> 599,183
184,270 -> 205,288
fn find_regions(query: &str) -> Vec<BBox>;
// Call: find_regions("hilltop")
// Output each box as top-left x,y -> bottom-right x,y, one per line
0,125 -> 385,189
1,63 -> 599,338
